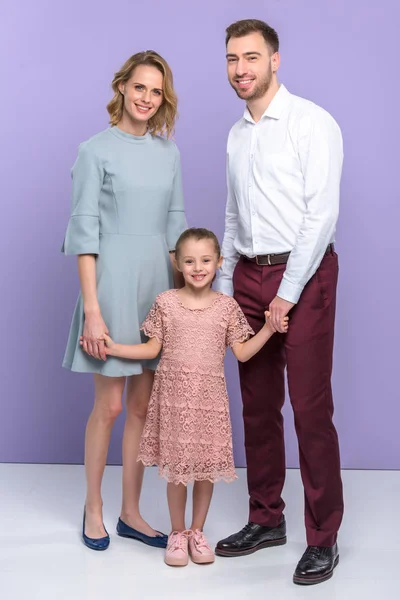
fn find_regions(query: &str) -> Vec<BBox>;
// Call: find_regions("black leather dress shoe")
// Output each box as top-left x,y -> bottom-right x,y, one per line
215,519 -> 286,557
293,543 -> 339,585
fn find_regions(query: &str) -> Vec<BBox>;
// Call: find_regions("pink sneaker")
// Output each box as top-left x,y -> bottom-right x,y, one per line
164,531 -> 191,567
188,529 -> 215,564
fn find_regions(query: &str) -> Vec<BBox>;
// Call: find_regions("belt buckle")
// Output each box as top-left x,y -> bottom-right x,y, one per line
256,254 -> 272,266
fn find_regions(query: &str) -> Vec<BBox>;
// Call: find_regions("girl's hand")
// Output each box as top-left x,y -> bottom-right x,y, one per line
265,310 -> 289,334
81,312 -> 108,361
80,332 -> 115,357
99,332 -> 115,350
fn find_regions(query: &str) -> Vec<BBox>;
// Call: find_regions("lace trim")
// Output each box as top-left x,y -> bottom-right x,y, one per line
174,289 -> 224,312
138,460 -> 238,486
227,331 -> 253,347
141,324 -> 163,344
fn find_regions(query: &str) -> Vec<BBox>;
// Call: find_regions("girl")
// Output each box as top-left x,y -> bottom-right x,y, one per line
62,51 -> 186,551
82,228 -> 288,565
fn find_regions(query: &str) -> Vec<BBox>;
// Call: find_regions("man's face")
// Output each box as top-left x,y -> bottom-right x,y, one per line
226,32 -> 277,101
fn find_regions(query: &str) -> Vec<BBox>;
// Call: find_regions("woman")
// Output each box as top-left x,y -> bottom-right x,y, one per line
62,51 -> 187,550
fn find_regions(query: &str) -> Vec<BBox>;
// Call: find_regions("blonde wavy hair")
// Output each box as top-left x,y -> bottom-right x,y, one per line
107,51 -> 178,138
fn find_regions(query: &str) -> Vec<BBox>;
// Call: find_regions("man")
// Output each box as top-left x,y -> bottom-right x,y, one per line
215,19 -> 344,586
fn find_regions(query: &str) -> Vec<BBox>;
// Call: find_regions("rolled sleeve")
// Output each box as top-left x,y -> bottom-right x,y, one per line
62,142 -> 103,255
166,146 -> 187,251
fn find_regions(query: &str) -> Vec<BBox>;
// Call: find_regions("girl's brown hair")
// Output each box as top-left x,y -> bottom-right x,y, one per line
175,228 -> 221,259
106,51 -> 178,138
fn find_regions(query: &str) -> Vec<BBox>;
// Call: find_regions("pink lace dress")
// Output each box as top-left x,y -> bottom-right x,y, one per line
137,289 -> 254,485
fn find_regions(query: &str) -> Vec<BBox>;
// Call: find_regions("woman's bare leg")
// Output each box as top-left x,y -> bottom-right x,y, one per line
84,374 -> 125,538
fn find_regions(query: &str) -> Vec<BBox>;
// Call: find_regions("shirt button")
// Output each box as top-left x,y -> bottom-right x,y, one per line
252,211 -> 256,215
249,181 -> 252,187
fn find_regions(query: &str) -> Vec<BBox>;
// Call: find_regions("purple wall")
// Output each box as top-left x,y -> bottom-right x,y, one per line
1,0 -> 398,468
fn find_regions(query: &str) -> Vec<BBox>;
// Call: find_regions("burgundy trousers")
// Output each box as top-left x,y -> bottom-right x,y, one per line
233,249 -> 344,547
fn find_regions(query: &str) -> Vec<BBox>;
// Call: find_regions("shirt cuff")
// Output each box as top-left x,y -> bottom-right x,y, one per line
277,278 -> 304,304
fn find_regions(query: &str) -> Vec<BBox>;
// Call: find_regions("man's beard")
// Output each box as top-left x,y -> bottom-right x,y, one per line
232,67 -> 273,101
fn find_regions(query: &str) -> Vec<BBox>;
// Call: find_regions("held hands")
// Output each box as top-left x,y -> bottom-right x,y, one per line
81,311 -> 109,360
99,333 -> 114,349
264,310 -> 289,334
268,296 -> 295,333
80,332 -> 115,358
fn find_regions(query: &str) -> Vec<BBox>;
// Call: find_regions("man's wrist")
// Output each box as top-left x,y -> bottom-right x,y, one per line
277,279 -> 302,305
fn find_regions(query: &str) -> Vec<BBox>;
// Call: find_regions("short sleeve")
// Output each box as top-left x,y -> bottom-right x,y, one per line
141,299 -> 164,344
226,299 -> 254,348
166,146 -> 187,251
62,142 -> 103,255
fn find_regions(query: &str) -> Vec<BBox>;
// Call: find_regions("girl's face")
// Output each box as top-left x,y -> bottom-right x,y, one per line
176,238 -> 223,290
118,65 -> 164,129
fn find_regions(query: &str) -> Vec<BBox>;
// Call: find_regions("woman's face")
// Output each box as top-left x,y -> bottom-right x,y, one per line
119,65 -> 164,126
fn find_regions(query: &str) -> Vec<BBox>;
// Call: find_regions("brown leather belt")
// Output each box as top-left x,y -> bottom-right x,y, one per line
242,244 -> 334,266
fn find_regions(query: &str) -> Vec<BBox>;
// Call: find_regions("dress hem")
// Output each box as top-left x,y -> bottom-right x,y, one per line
62,361 -> 156,378
138,459 -> 238,486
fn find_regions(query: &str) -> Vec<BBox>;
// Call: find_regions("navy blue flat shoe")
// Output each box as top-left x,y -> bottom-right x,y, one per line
117,518 -> 168,548
82,509 -> 110,551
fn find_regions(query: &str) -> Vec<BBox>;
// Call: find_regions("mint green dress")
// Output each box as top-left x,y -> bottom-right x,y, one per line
62,127 -> 187,377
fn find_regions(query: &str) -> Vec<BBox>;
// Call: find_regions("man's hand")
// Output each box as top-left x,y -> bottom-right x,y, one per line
264,310 -> 289,335
269,296 -> 295,333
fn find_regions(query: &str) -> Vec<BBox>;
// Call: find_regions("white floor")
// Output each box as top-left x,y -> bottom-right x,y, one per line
0,465 -> 399,600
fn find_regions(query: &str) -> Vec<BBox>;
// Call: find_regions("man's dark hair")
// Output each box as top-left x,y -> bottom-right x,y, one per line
226,19 -> 279,54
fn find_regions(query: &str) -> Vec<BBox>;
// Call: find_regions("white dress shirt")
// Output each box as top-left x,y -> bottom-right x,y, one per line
216,84 -> 343,304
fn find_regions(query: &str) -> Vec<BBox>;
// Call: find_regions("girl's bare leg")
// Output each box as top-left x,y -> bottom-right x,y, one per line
120,369 -> 159,536
167,483 -> 188,532
190,481 -> 214,531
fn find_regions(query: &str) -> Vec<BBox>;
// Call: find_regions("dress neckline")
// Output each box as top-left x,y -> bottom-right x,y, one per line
109,126 -> 151,144
174,289 -> 223,312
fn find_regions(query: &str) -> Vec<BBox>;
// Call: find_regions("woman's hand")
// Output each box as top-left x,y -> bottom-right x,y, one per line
81,332 -> 114,356
81,310 -> 108,360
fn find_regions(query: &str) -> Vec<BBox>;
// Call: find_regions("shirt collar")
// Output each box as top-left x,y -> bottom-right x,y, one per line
243,84 -> 291,123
